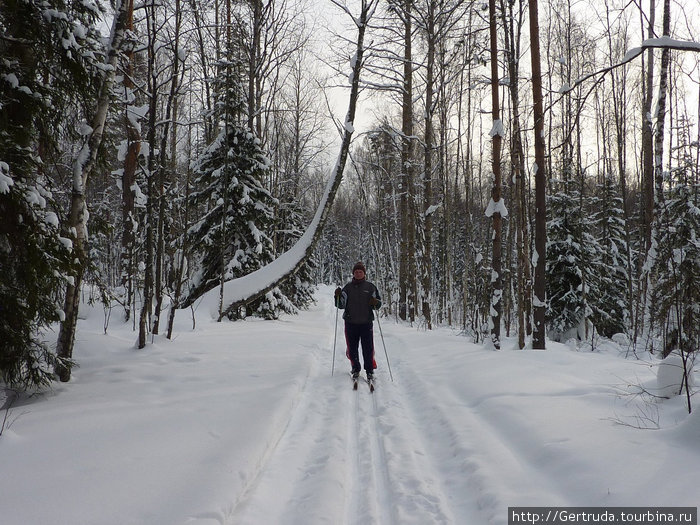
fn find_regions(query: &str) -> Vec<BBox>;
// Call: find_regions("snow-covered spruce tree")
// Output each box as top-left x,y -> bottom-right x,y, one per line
0,167 -> 76,388
183,104 -> 278,318
545,180 -> 592,341
587,176 -> 628,338
181,18 -> 306,320
651,180 -> 700,358
0,0 -> 101,388
267,197 -> 316,314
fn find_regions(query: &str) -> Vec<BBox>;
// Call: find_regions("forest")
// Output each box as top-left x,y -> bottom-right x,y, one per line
1,0 -> 699,390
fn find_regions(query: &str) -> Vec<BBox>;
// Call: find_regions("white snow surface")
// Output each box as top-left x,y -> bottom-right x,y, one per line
2,286 -> 699,525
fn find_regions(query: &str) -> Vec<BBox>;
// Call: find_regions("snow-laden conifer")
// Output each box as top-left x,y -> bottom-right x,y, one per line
588,176 -> 628,338
183,124 -> 277,316
0,0 -> 102,387
651,181 -> 700,357
545,180 -> 590,341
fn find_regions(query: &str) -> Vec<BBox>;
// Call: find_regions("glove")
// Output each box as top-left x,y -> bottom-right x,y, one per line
334,287 -> 342,298
369,296 -> 379,308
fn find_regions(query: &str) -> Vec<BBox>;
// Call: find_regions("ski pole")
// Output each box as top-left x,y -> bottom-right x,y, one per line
332,302 -> 339,376
375,314 -> 393,382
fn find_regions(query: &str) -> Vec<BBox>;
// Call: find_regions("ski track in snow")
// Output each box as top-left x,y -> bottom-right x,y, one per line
386,330 -> 568,525
8,286 -> 697,525
223,293 -> 523,525
6,286 -> 700,525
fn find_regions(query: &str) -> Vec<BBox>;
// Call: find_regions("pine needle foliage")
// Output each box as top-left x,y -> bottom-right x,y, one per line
651,181 -> 700,356
184,125 -> 277,307
0,0 -> 101,388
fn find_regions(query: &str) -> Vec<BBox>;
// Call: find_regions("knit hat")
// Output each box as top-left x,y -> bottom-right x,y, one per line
352,261 -> 366,273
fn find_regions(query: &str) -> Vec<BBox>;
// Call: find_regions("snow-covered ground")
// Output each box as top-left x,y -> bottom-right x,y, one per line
1,285 -> 698,525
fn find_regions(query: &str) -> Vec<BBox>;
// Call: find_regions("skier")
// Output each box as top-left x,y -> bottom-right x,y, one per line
334,261 -> 382,382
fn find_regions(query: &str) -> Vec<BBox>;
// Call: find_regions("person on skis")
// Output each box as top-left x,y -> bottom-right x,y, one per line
334,261 -> 382,381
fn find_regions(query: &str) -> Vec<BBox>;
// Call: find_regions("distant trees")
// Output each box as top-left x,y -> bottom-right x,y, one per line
2,0 -> 700,390
324,0 -> 700,358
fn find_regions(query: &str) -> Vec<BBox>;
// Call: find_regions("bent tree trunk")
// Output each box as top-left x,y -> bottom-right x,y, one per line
181,0 -> 377,320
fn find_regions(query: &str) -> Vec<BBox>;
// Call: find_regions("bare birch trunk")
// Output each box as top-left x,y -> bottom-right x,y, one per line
641,0 -> 671,351
55,0 -> 131,381
653,0 -> 671,210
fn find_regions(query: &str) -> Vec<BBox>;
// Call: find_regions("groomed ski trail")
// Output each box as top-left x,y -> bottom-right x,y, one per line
227,290 -> 548,525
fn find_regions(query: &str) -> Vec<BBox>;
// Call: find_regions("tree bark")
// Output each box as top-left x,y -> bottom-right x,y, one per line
641,0 -> 655,251
421,0 -> 436,329
653,0 -> 671,210
528,0 -> 547,349
399,0 -> 417,323
55,0 -> 131,381
120,0 -> 139,323
488,0 -> 503,348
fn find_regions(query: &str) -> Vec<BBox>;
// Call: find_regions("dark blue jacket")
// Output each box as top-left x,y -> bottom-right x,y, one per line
335,279 -> 382,324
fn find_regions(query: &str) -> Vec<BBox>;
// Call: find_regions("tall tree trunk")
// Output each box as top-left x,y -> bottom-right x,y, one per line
421,0 -> 436,329
642,0 -> 671,351
653,0 -> 671,210
437,36 -> 451,326
120,0 -> 139,323
488,0 -> 503,348
55,0 -> 131,381
528,0 -> 547,349
641,0 -> 655,251
634,0 -> 656,345
399,0 -> 416,323
137,1 -> 159,349
249,0 -> 262,133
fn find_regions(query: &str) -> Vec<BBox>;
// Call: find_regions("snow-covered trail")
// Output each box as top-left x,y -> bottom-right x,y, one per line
226,290 -> 527,525
189,287 -> 699,525
4,285 -> 699,525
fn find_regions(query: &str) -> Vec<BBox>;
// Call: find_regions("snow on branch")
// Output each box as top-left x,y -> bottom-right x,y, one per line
559,37 -> 700,95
